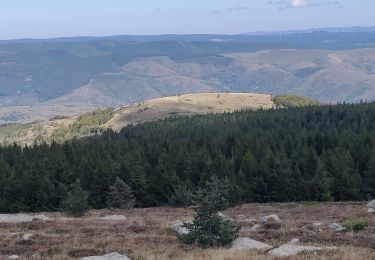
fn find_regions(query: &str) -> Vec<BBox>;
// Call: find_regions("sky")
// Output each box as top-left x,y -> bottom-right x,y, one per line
0,0 -> 374,40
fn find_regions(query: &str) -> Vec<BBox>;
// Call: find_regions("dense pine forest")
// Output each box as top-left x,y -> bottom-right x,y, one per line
1,103 -> 375,213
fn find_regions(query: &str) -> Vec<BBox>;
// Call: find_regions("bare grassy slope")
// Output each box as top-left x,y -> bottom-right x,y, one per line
0,203 -> 374,259
107,93 -> 273,131
0,93 -> 274,145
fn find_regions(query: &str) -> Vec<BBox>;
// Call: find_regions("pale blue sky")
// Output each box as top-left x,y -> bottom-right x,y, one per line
0,0 -> 374,40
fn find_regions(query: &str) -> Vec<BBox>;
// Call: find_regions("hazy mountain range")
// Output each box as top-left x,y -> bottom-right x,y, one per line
0,27 -> 375,123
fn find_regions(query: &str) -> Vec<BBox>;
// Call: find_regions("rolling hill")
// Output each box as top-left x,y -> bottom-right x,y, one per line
0,31 -> 375,124
0,93 -> 320,145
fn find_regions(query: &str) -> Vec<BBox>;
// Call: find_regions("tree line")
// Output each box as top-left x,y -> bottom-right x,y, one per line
1,103 -> 375,213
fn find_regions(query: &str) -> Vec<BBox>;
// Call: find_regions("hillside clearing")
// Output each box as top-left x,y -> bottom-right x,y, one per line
0,202 -> 374,259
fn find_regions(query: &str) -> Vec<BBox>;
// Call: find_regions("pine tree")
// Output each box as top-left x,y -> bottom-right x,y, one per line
107,177 -> 136,209
180,175 -> 240,248
61,179 -> 89,217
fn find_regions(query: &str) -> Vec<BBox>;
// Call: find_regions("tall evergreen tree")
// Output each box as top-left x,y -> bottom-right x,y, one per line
61,179 -> 89,217
107,177 -> 136,209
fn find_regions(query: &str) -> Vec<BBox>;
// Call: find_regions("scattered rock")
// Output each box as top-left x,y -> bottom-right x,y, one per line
330,223 -> 346,232
244,218 -> 257,223
368,208 -> 375,214
82,252 -> 130,260
287,238 -> 300,245
32,253 -> 41,258
170,221 -> 190,235
218,212 -> 226,218
8,255 -> 19,259
0,214 -> 50,223
367,199 -> 375,209
260,214 -> 281,225
231,237 -> 273,251
22,233 -> 35,240
98,215 -> 127,221
217,212 -> 234,221
268,245 -> 336,257
313,222 -> 324,227
260,214 -> 281,229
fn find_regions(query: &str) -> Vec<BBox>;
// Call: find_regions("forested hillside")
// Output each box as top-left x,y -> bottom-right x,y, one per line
1,103 -> 375,213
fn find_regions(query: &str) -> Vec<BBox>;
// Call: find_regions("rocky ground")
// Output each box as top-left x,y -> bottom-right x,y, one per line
0,202 -> 374,259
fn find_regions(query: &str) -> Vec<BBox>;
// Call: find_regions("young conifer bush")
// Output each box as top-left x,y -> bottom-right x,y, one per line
180,175 -> 240,248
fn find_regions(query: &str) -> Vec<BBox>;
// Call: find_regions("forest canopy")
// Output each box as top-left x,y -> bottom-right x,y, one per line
1,103 -> 375,213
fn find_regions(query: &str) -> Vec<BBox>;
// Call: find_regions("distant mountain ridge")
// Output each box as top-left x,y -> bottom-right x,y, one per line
0,29 -> 375,123
2,26 -> 375,43
242,26 -> 375,35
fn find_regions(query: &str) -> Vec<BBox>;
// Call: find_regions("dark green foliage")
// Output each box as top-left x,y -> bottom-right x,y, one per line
273,94 -> 321,108
168,184 -> 196,207
180,176 -> 240,248
61,179 -> 89,217
107,177 -> 136,209
343,218 -> 368,231
1,103 -> 375,212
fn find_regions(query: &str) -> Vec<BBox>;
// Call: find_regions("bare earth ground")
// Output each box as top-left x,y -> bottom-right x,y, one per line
0,202 -> 374,259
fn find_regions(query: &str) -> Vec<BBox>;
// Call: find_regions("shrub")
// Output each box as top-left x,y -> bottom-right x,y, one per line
343,218 -> 368,231
61,179 -> 89,217
107,177 -> 136,209
180,175 -> 240,248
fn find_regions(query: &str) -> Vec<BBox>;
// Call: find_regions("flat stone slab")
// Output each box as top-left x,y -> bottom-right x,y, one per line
268,244 -> 337,257
0,214 -> 50,223
98,215 -> 127,221
82,252 -> 130,260
231,237 -> 273,251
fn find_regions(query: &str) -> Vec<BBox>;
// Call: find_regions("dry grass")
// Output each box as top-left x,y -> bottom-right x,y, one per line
107,93 -> 274,131
0,203 -> 374,259
0,93 -> 274,146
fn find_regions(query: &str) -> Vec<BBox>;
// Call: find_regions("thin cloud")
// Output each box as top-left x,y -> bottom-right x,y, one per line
212,6 -> 248,15
269,0 -> 343,9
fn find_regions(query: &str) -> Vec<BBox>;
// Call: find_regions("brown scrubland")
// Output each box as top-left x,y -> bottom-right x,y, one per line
0,202 -> 374,259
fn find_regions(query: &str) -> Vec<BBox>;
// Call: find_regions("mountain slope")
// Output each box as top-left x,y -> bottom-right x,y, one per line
1,32 -> 375,124
0,46 -> 374,125
0,93 -> 320,145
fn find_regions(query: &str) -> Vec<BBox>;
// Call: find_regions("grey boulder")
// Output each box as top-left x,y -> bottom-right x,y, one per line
170,221 -> 190,235
368,199 -> 375,209
260,214 -> 281,225
231,237 -> 273,251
